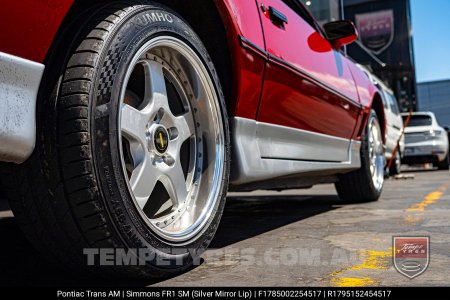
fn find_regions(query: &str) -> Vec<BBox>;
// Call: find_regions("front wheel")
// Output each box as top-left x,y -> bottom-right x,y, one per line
1,2 -> 230,278
335,110 -> 385,203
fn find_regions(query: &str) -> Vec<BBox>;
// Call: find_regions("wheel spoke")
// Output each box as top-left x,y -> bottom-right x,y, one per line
127,140 -> 146,171
130,158 -> 159,209
140,60 -> 169,111
175,111 -> 196,143
121,104 -> 148,146
161,160 -> 188,208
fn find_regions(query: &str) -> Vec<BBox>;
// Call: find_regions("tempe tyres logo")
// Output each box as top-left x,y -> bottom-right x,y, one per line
393,237 -> 429,279
355,10 -> 394,55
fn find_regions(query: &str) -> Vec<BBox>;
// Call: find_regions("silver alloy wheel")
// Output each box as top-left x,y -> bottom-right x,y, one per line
368,116 -> 385,192
118,36 -> 225,243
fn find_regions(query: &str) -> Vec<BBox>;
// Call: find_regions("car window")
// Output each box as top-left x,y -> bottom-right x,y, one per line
290,0 -> 350,55
380,91 -> 389,109
283,0 -> 323,33
404,115 -> 432,127
386,92 -> 400,115
298,0 -> 341,25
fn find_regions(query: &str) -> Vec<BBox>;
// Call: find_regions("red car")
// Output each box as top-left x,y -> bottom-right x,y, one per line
0,0 -> 385,277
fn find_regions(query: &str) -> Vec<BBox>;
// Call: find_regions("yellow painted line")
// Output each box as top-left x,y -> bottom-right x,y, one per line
329,249 -> 391,287
330,181 -> 450,286
349,250 -> 391,271
403,215 -> 422,223
404,182 -> 450,223
406,191 -> 444,212
331,277 -> 379,287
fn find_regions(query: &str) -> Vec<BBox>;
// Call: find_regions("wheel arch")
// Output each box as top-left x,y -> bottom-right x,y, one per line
159,0 -> 234,115
46,0 -> 235,115
371,92 -> 387,144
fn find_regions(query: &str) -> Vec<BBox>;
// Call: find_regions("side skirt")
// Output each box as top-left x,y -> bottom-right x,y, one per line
230,117 -> 361,187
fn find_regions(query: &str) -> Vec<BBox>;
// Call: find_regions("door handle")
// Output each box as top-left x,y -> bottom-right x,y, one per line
268,6 -> 288,25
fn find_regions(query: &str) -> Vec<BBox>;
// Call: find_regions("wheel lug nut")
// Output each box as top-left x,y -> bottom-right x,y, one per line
163,155 -> 175,166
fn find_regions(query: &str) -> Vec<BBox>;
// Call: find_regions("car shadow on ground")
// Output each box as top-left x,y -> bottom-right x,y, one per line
210,194 -> 340,249
0,194 -> 343,286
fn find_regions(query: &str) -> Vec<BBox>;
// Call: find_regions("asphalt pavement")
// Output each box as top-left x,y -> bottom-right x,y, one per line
1,167 -> 449,287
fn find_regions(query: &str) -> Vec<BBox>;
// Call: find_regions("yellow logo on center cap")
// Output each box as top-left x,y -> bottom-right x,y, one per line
154,127 -> 169,154
159,132 -> 165,148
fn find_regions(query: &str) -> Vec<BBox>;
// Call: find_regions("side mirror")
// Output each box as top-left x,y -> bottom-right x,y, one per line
323,20 -> 358,50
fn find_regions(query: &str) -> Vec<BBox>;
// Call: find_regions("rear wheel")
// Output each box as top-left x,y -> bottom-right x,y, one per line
335,110 -> 385,203
389,149 -> 402,176
437,153 -> 450,170
0,2 -> 230,278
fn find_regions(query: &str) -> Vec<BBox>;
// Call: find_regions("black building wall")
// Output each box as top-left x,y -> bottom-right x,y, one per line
343,0 -> 417,111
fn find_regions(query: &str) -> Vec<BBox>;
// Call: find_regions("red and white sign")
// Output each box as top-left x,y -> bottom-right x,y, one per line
393,237 -> 429,279
355,10 -> 394,55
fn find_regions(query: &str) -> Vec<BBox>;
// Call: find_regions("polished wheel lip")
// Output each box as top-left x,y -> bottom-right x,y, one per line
369,116 -> 385,192
118,36 -> 225,243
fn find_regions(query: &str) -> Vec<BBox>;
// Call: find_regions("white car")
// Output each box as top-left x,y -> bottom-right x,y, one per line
358,65 -> 405,175
401,112 -> 450,170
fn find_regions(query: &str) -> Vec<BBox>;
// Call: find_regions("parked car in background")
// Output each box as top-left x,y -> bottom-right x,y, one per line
444,126 -> 450,147
0,0 -> 385,278
401,112 -> 449,170
358,65 -> 404,175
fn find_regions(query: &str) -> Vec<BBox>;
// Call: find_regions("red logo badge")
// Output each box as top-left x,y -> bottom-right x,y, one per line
355,10 -> 394,55
393,237 -> 429,279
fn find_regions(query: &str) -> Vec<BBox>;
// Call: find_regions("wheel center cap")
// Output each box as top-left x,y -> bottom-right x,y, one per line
151,125 -> 169,155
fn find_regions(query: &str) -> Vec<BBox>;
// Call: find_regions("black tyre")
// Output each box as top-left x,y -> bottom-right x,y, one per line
335,110 -> 385,203
389,149 -> 402,176
437,153 -> 450,170
0,1 -> 230,278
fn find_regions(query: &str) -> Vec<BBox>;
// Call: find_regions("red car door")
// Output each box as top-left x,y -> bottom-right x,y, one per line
256,0 -> 361,162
